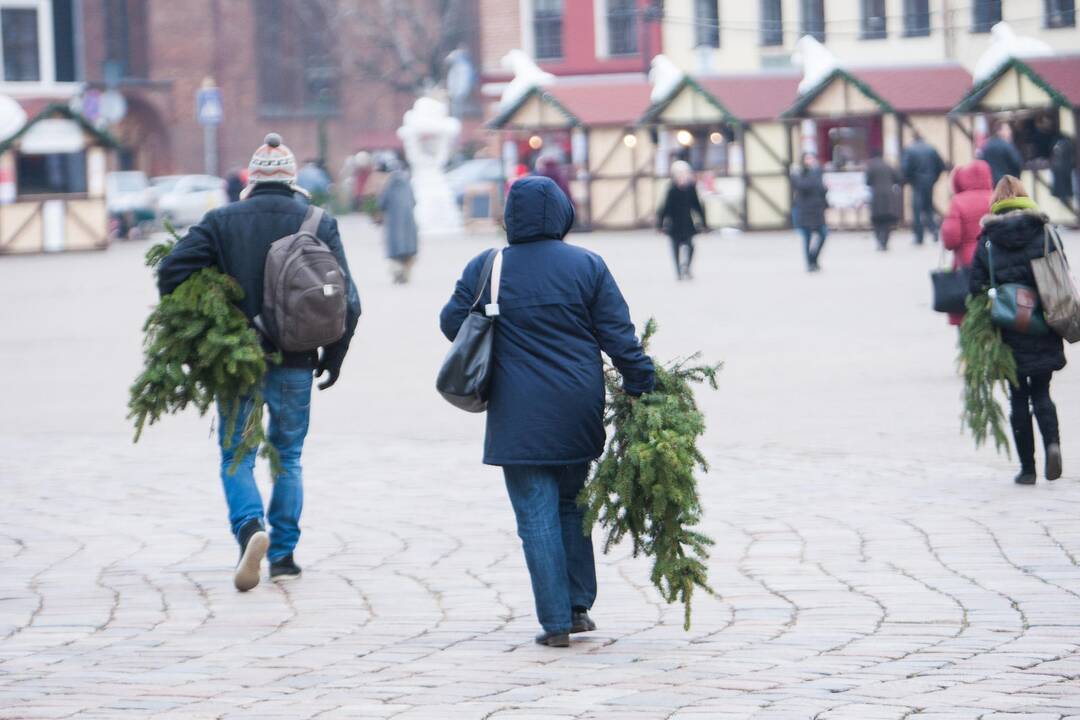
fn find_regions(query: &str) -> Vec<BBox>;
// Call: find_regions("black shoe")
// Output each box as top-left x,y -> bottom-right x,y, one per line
534,630 -> 570,648
1014,470 -> 1037,485
571,609 -> 596,634
1046,444 -> 1062,481
234,519 -> 268,592
270,554 -> 302,581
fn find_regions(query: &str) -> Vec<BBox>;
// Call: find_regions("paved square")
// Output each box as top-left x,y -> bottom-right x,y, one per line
1,219 -> 1079,719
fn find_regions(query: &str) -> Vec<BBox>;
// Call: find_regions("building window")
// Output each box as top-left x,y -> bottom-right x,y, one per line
694,0 -> 719,48
257,0 -> 339,116
760,0 -> 783,46
1,8 -> 40,82
903,0 -> 931,36
607,0 -> 639,56
104,0 -> 149,80
972,0 -> 1002,32
534,0 -> 563,60
1045,0 -> 1076,28
52,0 -> 77,82
861,0 -> 887,39
801,0 -> 825,42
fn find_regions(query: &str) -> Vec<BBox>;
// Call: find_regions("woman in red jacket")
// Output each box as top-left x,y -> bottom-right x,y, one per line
940,159 -> 994,325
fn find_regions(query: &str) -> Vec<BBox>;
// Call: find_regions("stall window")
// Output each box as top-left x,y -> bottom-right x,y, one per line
1,8 -> 40,82
1014,110 -> 1061,162
695,0 -> 719,48
861,0 -> 887,39
760,0 -> 783,46
1045,0 -> 1076,28
16,153 -> 88,196
534,0 -> 564,60
903,0 -> 931,37
801,0 -> 826,42
607,0 -> 639,56
972,0 -> 1002,33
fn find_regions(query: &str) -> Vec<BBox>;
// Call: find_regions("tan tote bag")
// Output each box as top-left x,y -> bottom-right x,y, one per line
1031,225 -> 1080,343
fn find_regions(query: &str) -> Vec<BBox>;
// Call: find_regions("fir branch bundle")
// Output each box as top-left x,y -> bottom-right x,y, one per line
581,319 -> 721,630
958,293 -> 1017,456
128,232 -> 280,474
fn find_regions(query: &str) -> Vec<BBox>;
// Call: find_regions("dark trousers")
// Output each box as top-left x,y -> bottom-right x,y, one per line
799,225 -> 827,269
670,235 -> 695,279
872,222 -> 893,250
1008,373 -> 1060,472
911,184 -> 937,244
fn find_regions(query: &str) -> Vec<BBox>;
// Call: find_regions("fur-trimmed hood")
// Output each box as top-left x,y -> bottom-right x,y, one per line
980,207 -> 1048,250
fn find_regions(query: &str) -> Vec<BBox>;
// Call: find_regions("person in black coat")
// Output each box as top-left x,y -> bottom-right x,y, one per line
440,176 -> 655,647
657,160 -> 708,280
864,150 -> 902,251
968,176 -> 1066,485
980,122 -> 1024,187
793,152 -> 828,272
901,134 -> 945,245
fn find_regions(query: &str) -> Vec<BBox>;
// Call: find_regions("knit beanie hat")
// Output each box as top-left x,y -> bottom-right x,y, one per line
241,133 -> 309,199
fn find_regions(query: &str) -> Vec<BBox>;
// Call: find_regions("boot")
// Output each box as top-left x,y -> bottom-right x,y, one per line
1011,410 -> 1037,486
1046,444 -> 1063,481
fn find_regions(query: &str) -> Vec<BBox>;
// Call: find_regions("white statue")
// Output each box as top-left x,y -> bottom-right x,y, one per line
0,94 -> 27,142
972,22 -> 1054,84
397,96 -> 462,237
649,54 -> 686,104
499,49 -> 555,110
793,35 -> 839,95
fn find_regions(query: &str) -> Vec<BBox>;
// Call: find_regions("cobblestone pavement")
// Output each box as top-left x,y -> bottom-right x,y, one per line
1,218 -> 1079,719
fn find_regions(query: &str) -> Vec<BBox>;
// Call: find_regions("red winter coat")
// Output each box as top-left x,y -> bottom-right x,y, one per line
941,160 -> 993,325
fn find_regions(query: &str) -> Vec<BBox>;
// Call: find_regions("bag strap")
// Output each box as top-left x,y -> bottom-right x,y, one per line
470,249 -> 499,311
987,240 -> 996,289
299,205 -> 325,237
1045,224 -> 1069,267
486,250 -> 504,317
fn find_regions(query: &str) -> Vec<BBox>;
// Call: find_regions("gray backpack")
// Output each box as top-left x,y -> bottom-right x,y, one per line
255,206 -> 347,353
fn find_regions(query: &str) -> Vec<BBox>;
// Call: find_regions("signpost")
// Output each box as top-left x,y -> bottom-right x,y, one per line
196,81 -> 223,176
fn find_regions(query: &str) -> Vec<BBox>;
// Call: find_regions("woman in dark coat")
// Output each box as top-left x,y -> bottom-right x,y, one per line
440,176 -> 655,647
968,176 -> 1066,485
657,160 -> 707,280
378,166 -> 419,284
864,150 -> 902,251
793,152 -> 829,272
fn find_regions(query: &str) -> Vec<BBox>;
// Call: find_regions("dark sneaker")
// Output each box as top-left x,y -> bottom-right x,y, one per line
270,554 -> 302,581
1014,470 -> 1037,485
234,520 -> 269,592
1046,444 -> 1062,481
534,630 -> 570,648
571,609 -> 596,634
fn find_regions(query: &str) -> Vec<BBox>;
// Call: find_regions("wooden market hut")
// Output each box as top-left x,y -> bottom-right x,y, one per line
782,64 -> 972,229
487,75 -> 656,230
0,104 -> 116,254
950,55 -> 1080,226
642,72 -> 801,230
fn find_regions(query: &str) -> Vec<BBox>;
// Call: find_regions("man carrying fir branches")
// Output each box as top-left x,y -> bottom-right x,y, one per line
156,134 -> 361,591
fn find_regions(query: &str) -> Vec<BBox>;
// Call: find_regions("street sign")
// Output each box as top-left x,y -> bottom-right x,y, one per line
196,87 -> 223,127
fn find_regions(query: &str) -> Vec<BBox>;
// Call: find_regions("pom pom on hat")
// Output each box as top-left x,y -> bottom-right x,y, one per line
264,133 -> 282,148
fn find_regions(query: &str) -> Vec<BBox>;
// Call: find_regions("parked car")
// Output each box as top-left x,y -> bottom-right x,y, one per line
154,174 -> 229,227
105,171 -> 155,239
446,158 -> 503,206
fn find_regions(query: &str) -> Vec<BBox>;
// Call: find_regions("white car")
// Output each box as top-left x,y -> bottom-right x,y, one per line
154,174 -> 229,227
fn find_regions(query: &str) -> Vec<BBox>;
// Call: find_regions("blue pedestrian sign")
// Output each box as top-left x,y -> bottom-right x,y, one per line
196,87 -> 223,126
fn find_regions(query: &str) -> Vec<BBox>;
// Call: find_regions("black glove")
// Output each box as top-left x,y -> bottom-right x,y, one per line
314,346 -> 345,391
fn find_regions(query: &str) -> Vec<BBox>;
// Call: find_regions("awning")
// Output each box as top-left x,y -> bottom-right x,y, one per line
951,55 -> 1080,114
487,75 -> 654,129
0,103 -> 116,155
784,64 -> 972,118
643,72 -> 801,125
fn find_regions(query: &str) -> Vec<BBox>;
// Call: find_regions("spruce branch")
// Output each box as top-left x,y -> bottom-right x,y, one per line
958,293 -> 1017,456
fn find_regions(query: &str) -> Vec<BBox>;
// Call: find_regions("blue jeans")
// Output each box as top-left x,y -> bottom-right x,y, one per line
503,463 -> 597,634
799,225 -> 828,268
218,365 -> 312,561
911,184 -> 937,244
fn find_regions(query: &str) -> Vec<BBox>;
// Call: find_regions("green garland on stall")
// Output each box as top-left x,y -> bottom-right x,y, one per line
958,293 -> 1017,457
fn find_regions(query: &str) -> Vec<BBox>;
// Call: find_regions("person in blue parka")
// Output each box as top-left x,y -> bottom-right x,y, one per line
440,176 -> 655,647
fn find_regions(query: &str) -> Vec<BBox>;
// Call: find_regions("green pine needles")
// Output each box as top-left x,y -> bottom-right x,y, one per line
958,293 -> 1017,456
581,319 -> 721,630
129,230 -> 280,474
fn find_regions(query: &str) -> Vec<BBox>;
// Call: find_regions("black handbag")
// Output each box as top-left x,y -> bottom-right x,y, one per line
931,266 -> 971,314
436,248 -> 503,412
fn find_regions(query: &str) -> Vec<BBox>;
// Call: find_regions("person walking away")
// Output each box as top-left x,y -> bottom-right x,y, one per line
864,149 -> 902,251
225,169 -> 245,203
793,152 -> 828,272
657,160 -> 708,280
901,133 -> 945,245
968,175 -> 1065,485
157,133 -> 362,589
378,162 -> 419,284
941,160 -> 994,326
440,176 -> 655,647
980,122 -> 1024,187
1050,134 -> 1075,208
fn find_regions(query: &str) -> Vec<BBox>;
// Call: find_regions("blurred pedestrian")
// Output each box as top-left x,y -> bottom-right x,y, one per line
1050,134 -> 1075,207
793,152 -> 828,272
901,133 -> 945,245
940,159 -> 993,326
378,159 -> 419,284
657,160 -> 708,280
297,160 -> 332,207
864,149 -> 902,251
225,169 -> 245,203
439,177 -> 655,648
536,154 -> 572,206
156,133 -> 362,590
980,122 -> 1024,186
968,176 -> 1066,485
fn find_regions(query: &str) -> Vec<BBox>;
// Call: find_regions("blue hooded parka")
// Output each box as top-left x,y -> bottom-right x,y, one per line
440,176 -> 655,466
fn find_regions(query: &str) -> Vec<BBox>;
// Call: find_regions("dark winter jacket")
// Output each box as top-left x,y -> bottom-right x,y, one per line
941,160 -> 993,325
793,167 -> 828,229
968,206 -> 1066,376
901,140 -> 945,189
980,136 -> 1024,186
657,182 -> 707,239
1051,136 -> 1075,203
864,157 -> 902,224
440,176 -> 655,466
157,183 -> 362,370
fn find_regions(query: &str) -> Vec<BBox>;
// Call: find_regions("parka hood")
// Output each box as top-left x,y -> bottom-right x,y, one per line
952,160 -> 992,194
980,208 -> 1048,250
504,176 -> 575,244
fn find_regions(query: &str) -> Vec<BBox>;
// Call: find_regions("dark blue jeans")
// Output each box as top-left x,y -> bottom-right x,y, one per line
218,366 -> 312,561
503,463 -> 597,634
911,184 -> 937,244
799,225 -> 828,269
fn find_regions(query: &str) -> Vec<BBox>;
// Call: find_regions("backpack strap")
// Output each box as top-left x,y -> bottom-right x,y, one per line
299,205 -> 325,237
